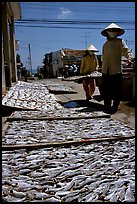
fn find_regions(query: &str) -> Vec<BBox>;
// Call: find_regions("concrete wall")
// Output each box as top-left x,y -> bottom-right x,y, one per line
52,50 -> 63,77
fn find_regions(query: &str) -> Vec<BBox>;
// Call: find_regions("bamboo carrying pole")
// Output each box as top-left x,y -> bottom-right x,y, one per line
2,135 -> 135,151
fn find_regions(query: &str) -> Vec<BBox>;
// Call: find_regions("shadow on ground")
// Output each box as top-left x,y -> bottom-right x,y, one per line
2,105 -> 36,117
60,100 -> 104,112
124,101 -> 135,107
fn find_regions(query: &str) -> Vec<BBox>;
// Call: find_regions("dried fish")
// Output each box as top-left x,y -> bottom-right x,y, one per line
29,171 -> 47,178
74,177 -> 96,190
84,193 -> 98,202
16,175 -> 30,181
2,122 -> 135,203
10,189 -> 26,198
111,178 -> 130,188
2,186 -> 12,196
124,185 -> 135,202
61,190 -> 80,202
2,81 -> 62,111
15,181 -> 35,191
105,190 -> 117,202
34,192 -> 49,199
43,196 -> 61,202
3,118 -> 134,146
116,186 -> 126,201
55,190 -> 70,196
3,195 -> 26,202
19,168 -> 32,175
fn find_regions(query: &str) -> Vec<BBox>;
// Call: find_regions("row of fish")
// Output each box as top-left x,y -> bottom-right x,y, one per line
2,117 -> 135,145
2,138 -> 135,202
9,107 -> 109,119
2,81 -> 63,111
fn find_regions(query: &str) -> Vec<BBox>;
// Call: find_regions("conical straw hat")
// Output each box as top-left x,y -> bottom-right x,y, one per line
101,23 -> 125,37
86,44 -> 98,52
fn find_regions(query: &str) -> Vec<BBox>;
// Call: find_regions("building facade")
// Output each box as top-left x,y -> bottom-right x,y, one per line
2,2 -> 22,95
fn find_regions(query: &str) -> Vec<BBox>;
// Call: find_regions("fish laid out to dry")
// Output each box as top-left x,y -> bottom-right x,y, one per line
45,83 -> 77,93
2,138 -> 135,202
2,81 -> 62,111
2,80 -> 135,202
2,118 -> 134,145
8,107 -> 109,119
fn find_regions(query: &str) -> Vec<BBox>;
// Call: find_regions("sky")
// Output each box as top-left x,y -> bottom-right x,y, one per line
14,2 -> 135,73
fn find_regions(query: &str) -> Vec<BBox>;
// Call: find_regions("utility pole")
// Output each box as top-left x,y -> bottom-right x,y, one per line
82,32 -> 91,48
28,44 -> 32,76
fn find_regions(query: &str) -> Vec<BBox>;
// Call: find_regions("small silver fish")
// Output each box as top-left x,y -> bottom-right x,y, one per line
124,185 -> 135,202
43,196 -> 61,202
10,189 -> 26,198
34,192 -> 49,199
3,194 -> 26,202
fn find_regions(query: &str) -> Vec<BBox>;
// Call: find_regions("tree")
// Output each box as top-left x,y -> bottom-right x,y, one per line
16,54 -> 23,67
42,53 -> 52,78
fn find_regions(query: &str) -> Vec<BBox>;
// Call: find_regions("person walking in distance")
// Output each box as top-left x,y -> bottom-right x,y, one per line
101,23 -> 133,114
80,44 -> 99,102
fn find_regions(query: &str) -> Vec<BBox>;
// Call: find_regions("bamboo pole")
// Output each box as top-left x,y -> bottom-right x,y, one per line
7,114 -> 110,122
49,90 -> 77,94
2,135 -> 135,151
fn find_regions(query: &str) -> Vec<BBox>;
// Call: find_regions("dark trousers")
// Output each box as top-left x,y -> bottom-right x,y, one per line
102,73 -> 123,111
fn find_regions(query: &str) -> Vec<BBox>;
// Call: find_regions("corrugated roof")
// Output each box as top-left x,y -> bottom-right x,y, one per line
63,49 -> 85,57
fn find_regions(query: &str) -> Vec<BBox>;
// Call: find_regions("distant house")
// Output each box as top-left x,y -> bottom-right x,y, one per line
51,49 -> 85,77
2,2 -> 22,95
62,49 -> 84,65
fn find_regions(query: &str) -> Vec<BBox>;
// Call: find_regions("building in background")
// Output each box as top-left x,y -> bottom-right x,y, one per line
2,2 -> 22,95
42,49 -> 84,78
42,49 -> 103,78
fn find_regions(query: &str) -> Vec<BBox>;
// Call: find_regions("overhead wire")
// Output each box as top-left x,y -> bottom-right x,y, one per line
16,2 -> 135,30
15,19 -> 134,24
15,19 -> 134,30
14,25 -> 134,30
20,2 -> 135,16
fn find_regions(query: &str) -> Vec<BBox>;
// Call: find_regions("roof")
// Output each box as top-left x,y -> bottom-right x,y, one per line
7,2 -> 22,20
63,49 -> 85,57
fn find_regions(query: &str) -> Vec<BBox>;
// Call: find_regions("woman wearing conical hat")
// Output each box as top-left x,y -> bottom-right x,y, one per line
101,23 -> 133,114
80,44 -> 99,102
